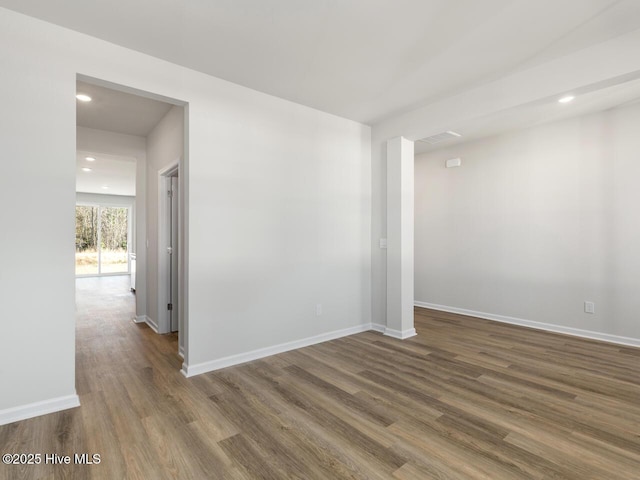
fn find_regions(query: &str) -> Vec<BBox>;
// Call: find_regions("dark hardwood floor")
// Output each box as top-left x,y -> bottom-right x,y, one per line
1,276 -> 639,479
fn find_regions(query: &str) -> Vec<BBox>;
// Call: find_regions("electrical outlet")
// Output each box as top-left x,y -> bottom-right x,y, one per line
584,301 -> 595,314
316,304 -> 322,316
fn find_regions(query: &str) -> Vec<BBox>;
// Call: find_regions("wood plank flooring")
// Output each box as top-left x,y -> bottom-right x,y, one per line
1,276 -> 639,479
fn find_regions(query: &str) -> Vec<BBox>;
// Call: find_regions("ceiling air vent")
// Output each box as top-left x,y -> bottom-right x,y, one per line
417,130 -> 461,145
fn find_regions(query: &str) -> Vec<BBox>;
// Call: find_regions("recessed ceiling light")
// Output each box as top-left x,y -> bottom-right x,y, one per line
102,185 -> 109,190
558,95 -> 575,104
81,167 -> 92,172
76,94 -> 92,102
85,156 -> 96,162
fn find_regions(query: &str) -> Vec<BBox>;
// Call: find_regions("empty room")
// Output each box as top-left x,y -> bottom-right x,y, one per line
0,1 -> 639,479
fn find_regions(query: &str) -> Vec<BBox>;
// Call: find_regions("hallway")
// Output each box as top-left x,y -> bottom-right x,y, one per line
75,275 -> 181,400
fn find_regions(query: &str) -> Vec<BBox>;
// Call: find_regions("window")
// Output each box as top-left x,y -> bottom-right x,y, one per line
75,205 -> 130,276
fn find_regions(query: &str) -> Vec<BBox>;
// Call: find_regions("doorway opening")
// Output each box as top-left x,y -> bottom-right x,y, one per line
75,73 -> 189,369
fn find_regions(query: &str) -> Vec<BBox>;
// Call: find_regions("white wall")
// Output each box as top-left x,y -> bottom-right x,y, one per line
146,106 -> 184,331
76,192 -> 135,206
77,127 -> 147,318
0,8 -> 371,418
370,28 -> 640,332
0,15 -> 77,416
77,126 -> 146,159
187,91 -> 372,370
386,138 -> 415,338
415,103 -> 640,342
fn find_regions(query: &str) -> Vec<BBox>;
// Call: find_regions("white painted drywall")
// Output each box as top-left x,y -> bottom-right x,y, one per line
77,127 -> 146,158
371,27 -> 640,332
146,106 -> 184,331
76,192 -> 135,206
415,102 -> 640,340
187,94 -> 372,366
0,8 -> 371,417
386,138 -> 415,338
0,15 -> 77,413
76,126 -> 147,319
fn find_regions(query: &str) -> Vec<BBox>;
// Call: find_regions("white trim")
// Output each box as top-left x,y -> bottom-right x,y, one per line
181,323 -> 373,378
145,316 -> 159,333
157,167 -> 172,334
371,323 -> 386,333
178,345 -> 185,359
75,192 -> 135,207
133,315 -> 159,333
384,327 -> 417,339
415,301 -> 640,348
76,272 -> 131,278
158,161 -> 182,336
0,395 -> 80,426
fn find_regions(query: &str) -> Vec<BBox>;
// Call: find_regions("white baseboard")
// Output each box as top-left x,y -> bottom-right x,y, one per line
178,345 -> 185,359
182,323 -> 373,378
133,315 -> 159,333
0,394 -> 80,426
145,316 -> 159,333
415,301 -> 640,348
371,323 -> 386,333
384,327 -> 417,340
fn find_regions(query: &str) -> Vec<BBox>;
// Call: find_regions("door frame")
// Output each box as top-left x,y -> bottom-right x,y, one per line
76,73 -> 190,374
157,161 -> 184,354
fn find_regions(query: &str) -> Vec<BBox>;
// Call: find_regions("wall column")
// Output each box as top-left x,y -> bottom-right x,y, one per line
386,137 -> 416,339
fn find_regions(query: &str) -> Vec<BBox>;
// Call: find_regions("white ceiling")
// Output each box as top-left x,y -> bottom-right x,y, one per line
415,73 -> 640,154
76,150 -> 136,196
76,81 -> 173,137
3,0 -> 640,124
75,81 -> 174,196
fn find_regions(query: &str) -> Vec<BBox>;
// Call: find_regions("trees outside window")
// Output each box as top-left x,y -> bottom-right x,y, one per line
75,205 -> 129,275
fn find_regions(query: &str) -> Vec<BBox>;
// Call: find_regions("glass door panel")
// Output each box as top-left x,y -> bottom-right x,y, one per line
100,207 -> 129,274
75,206 -> 99,275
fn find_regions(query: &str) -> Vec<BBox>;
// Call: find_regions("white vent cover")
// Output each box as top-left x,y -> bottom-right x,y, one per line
418,130 -> 461,145
446,158 -> 462,168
